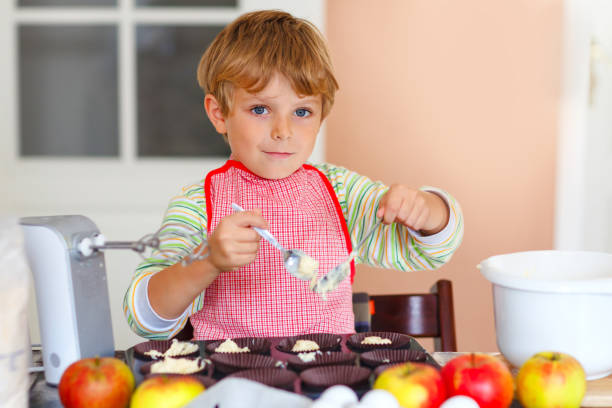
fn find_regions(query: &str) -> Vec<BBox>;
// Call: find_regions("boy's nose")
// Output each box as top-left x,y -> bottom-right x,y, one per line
271,116 -> 292,140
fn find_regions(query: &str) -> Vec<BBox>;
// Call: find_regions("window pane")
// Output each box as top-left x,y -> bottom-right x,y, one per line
19,0 -> 116,6
137,25 -> 230,157
136,0 -> 236,7
19,25 -> 119,157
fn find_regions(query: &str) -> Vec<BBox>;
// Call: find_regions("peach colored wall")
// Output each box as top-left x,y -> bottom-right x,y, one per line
326,0 -> 561,352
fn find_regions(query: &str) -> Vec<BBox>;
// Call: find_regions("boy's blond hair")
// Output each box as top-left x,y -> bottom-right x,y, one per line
197,10 -> 339,119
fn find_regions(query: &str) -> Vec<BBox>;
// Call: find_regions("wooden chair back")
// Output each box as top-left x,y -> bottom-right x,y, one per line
368,279 -> 457,351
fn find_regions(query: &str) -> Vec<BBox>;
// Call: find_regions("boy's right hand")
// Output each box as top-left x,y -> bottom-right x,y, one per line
207,209 -> 268,272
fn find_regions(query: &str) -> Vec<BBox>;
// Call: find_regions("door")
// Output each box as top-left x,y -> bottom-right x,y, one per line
0,0 -> 326,349
555,0 -> 612,252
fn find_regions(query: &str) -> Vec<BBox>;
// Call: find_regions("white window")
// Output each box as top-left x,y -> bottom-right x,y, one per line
1,0 -> 325,349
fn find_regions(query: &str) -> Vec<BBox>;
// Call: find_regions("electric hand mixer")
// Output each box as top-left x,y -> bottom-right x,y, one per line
20,215 -> 206,385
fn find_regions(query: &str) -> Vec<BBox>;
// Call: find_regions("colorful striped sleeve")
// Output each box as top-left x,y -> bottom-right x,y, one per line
314,163 -> 464,271
123,181 -> 208,339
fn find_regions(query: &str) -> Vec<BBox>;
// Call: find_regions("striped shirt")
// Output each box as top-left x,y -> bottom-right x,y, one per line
123,162 -> 464,339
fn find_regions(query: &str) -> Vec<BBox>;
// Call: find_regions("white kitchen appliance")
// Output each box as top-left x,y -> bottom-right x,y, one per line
20,214 -> 206,386
20,215 -> 115,385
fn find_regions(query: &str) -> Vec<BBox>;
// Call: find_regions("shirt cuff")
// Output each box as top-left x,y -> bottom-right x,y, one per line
134,273 -> 190,332
410,187 -> 458,246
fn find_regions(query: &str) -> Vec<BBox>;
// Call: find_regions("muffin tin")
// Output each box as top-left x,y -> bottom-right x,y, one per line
125,331 -> 439,398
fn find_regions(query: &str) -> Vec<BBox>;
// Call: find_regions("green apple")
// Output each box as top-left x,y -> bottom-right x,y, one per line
373,362 -> 446,408
516,351 -> 586,408
130,375 -> 205,408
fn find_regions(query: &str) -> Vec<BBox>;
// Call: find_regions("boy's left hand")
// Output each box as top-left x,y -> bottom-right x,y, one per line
376,185 -> 449,235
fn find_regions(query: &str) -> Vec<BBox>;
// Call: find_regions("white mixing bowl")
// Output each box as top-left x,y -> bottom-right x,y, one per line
479,250 -> 612,380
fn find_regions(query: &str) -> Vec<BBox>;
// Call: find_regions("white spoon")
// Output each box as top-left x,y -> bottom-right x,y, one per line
231,203 -> 319,282
313,218 -> 383,295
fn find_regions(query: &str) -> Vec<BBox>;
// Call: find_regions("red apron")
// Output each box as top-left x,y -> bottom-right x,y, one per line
190,160 -> 355,339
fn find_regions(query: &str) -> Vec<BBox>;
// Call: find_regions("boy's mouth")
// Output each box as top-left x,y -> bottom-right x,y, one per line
264,152 -> 293,159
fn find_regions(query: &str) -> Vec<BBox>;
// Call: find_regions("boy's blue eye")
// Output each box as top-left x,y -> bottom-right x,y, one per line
295,108 -> 311,117
252,106 -> 268,115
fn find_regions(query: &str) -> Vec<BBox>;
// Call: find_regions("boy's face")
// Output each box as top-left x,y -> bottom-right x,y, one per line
206,73 -> 323,179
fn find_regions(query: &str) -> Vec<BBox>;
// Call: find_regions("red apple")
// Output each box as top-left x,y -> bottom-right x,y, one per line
516,351 -> 586,408
130,375 -> 205,408
440,353 -> 514,408
58,357 -> 135,408
373,362 -> 446,408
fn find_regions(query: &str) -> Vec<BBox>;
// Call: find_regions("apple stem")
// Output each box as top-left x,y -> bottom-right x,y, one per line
471,353 -> 475,366
401,364 -> 420,376
552,352 -> 560,362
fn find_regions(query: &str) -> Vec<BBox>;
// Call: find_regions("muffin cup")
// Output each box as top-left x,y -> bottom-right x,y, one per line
276,333 -> 343,354
228,368 -> 298,391
359,349 -> 427,368
139,356 -> 211,377
286,351 -> 357,372
205,337 -> 271,355
133,339 -> 200,361
210,353 -> 281,374
300,365 -> 371,390
346,331 -> 411,352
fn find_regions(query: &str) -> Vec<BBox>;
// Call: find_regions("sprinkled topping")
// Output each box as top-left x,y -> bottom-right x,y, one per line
144,339 -> 198,359
150,357 -> 205,374
291,339 -> 320,352
164,339 -> 199,357
297,352 -> 318,363
215,339 -> 250,353
361,336 -> 392,345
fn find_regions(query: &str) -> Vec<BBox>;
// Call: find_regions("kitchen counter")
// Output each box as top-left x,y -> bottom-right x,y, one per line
29,351 -> 612,407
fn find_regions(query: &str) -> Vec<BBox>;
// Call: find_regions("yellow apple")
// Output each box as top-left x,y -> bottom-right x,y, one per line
130,375 -> 205,408
373,362 -> 446,408
516,351 -> 586,408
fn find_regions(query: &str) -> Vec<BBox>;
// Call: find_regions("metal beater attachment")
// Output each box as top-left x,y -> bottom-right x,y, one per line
75,224 -> 209,266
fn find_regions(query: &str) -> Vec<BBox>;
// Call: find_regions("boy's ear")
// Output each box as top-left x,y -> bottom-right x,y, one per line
204,94 -> 227,135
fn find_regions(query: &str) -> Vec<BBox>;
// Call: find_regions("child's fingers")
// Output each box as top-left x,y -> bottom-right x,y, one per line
396,202 -> 413,225
230,228 -> 262,243
405,196 -> 425,227
379,193 -> 404,224
231,210 -> 269,230
224,254 -> 259,271
411,207 -> 430,231
232,241 -> 260,254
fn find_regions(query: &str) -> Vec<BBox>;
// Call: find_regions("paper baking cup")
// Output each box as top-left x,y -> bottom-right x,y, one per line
210,353 -> 280,374
139,357 -> 209,376
133,340 -> 200,361
359,349 -> 427,368
286,351 -> 357,372
346,331 -> 411,351
300,365 -> 371,389
205,337 -> 271,354
228,368 -> 298,390
276,333 -> 343,354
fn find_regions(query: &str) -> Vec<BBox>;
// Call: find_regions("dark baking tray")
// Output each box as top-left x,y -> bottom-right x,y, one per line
124,333 -> 440,399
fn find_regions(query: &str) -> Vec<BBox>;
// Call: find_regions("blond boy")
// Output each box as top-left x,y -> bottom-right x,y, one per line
124,10 -> 463,340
